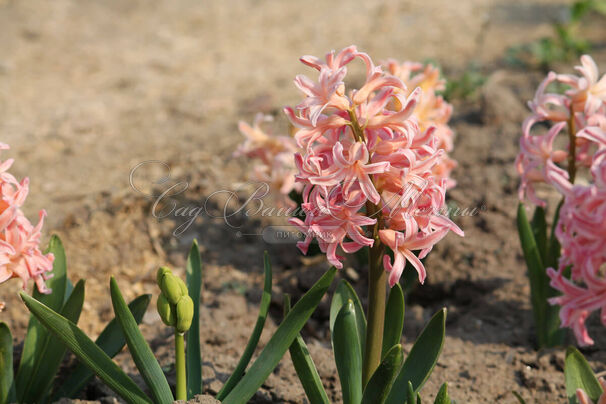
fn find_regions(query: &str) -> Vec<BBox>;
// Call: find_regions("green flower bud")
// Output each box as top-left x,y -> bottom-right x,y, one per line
161,273 -> 184,304
176,295 -> 194,333
157,294 -> 176,327
176,277 -> 188,296
156,266 -> 171,286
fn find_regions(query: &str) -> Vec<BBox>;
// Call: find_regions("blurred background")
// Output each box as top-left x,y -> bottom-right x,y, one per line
0,0 -> 605,402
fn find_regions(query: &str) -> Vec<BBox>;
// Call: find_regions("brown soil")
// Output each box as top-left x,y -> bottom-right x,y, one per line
1,0 -> 606,403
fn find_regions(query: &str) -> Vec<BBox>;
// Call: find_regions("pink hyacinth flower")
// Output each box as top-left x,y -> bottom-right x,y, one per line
0,145 -> 54,295
282,46 -> 462,284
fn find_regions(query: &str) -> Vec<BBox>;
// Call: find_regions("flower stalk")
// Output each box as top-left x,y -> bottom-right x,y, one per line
362,222 -> 387,386
156,266 -> 194,400
175,332 -> 186,401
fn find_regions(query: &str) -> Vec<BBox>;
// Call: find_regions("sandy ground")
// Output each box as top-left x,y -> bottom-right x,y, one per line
1,0 -> 606,403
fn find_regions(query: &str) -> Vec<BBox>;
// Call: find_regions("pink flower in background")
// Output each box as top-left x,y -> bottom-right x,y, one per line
234,113 -> 302,206
517,55 -> 606,346
515,120 -> 569,207
0,144 -> 54,306
385,60 -> 458,188
283,46 -> 462,285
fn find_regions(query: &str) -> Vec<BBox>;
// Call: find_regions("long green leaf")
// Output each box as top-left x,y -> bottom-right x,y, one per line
16,235 -> 68,400
565,346 -> 603,404
330,279 -> 366,353
186,239 -> 203,399
407,381 -> 416,404
530,206 -> 547,262
53,294 -> 151,399
19,292 -> 151,404
382,284 -> 405,360
361,344 -> 404,404
216,251 -> 273,400
517,203 -> 564,347
284,295 -> 330,404
386,308 -> 446,404
0,323 -> 15,404
333,301 -> 363,404
546,201 -> 563,270
110,277 -> 173,404
545,202 -> 567,345
518,203 -> 548,347
23,280 -> 86,403
222,267 -> 336,404
434,383 -> 451,404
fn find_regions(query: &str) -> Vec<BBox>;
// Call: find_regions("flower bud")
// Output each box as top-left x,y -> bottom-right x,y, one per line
176,295 -> 194,333
176,277 -> 188,296
156,266 -> 171,286
156,294 -> 176,327
161,273 -> 184,304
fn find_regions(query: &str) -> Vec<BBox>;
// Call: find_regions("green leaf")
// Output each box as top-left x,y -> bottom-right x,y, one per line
546,201 -> 563,270
382,284 -> 405,360
222,267 -> 336,404
571,0 -> 593,21
23,280 -> 86,403
284,295 -> 330,404
592,0 -> 606,16
434,383 -> 451,404
110,277 -> 173,404
16,235 -> 68,400
330,279 -> 366,353
517,203 -> 564,348
63,279 -> 74,305
216,251 -> 273,400
545,202 -> 567,346
186,239 -> 203,399
386,308 -> 446,404
53,294 -> 151,399
407,381 -> 416,404
361,344 -> 404,404
333,301 -> 363,404
565,346 -> 603,404
530,206 -> 547,262
0,323 -> 15,404
19,292 -> 151,404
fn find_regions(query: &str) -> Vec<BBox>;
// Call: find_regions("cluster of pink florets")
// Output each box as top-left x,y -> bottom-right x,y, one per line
0,144 -> 54,309
516,55 -> 606,345
234,114 -> 301,207
384,60 -> 457,189
281,46 -> 462,287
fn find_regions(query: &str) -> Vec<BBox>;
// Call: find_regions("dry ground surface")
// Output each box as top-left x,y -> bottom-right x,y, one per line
1,0 -> 606,403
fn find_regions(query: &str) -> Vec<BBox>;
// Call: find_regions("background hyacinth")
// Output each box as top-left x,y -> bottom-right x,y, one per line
0,143 -> 54,310
234,113 -> 301,207
516,55 -> 606,346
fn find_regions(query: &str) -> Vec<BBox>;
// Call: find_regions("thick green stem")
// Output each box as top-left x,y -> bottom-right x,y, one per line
175,332 -> 187,401
362,201 -> 386,386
